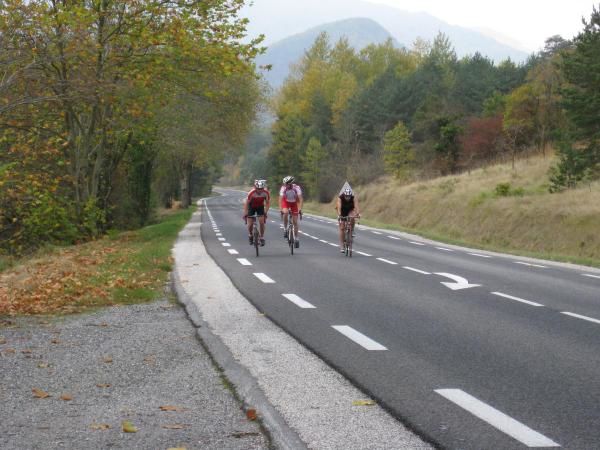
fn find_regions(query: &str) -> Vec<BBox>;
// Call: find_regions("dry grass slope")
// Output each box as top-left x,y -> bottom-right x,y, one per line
309,154 -> 600,267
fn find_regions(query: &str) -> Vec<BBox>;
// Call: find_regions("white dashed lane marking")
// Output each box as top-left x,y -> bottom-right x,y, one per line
282,294 -> 316,309
377,258 -> 398,265
435,247 -> 454,252
221,243 -> 231,247
387,236 -> 402,240
253,273 -> 275,283
227,249 -> 239,255
582,273 -> 600,279
435,389 -> 560,447
514,261 -> 547,268
468,252 -> 492,258
355,251 -> 372,256
491,292 -> 544,307
561,312 -> 600,324
409,241 -> 425,246
332,326 -> 388,351
237,258 -> 252,266
403,266 -> 431,275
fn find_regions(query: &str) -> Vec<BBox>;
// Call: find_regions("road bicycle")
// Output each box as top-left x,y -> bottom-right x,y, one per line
339,215 -> 359,257
282,210 -> 301,255
245,213 -> 263,257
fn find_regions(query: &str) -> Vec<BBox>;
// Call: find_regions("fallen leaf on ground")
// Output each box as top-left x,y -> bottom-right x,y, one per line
3,348 -> 16,354
96,383 -> 111,388
32,388 -> 51,398
50,339 -> 61,344
162,424 -> 186,429
122,420 -> 137,433
352,400 -> 376,406
246,408 -> 257,421
38,362 -> 49,368
21,349 -> 32,354
0,337 -> 6,344
90,423 -> 111,430
143,355 -> 155,364
167,447 -> 187,450
159,405 -> 186,412
60,394 -> 73,401
103,356 -> 113,363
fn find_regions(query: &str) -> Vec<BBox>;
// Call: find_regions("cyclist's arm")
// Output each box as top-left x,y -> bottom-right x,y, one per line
335,197 -> 341,215
243,197 -> 248,217
354,197 -> 360,216
298,193 -> 304,212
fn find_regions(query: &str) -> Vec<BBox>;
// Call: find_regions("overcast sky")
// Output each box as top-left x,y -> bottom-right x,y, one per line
366,0 -> 596,51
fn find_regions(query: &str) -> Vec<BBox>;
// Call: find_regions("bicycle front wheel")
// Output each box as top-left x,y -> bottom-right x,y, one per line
289,227 -> 295,255
254,226 -> 260,257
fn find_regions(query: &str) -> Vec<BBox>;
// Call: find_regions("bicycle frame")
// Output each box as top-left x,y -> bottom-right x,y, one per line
339,216 -> 355,257
247,213 -> 262,256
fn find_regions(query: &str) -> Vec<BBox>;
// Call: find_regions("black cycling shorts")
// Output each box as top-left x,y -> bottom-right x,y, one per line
248,205 -> 265,217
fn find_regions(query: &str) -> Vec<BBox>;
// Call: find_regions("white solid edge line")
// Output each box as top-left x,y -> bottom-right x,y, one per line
561,311 -> 600,324
332,326 -> 387,351
377,258 -> 398,265
329,243 -> 338,247
227,249 -> 239,255
491,292 -> 544,307
356,251 -> 372,256
435,389 -> 560,447
319,240 -> 328,243
237,258 -> 252,266
403,266 -> 431,275
253,273 -> 275,283
582,273 -> 600,279
514,261 -> 547,268
282,293 -> 316,309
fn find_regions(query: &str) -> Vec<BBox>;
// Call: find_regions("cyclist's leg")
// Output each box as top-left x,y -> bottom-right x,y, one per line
281,207 -> 289,237
291,205 -> 300,246
338,219 -> 345,250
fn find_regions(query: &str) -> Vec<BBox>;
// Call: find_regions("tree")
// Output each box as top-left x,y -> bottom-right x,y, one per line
460,116 -> 504,171
383,122 -> 414,179
434,117 -> 463,174
301,137 -> 327,199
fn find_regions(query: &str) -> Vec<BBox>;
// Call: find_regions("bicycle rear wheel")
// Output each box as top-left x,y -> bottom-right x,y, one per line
289,226 -> 294,255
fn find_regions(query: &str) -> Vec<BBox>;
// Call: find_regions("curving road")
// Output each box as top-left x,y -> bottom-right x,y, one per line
201,188 -> 600,449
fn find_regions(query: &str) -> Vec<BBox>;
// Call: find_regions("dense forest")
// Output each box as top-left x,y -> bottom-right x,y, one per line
240,6 -> 599,202
0,0 -> 264,255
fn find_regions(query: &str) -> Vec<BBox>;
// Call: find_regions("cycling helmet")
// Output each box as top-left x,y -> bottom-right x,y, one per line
283,176 -> 294,184
343,187 -> 353,196
255,179 -> 266,189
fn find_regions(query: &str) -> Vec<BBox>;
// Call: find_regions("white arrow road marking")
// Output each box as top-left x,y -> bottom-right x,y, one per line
492,292 -> 544,307
282,294 -> 316,309
332,326 -> 387,351
582,273 -> 600,279
227,249 -> 239,255
435,273 -> 481,290
403,266 -> 431,275
561,312 -> 600,324
435,389 -> 560,447
237,258 -> 252,266
253,273 -> 275,283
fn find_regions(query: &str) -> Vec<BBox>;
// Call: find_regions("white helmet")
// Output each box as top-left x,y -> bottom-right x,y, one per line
283,176 -> 294,184
343,187 -> 353,196
255,179 -> 266,189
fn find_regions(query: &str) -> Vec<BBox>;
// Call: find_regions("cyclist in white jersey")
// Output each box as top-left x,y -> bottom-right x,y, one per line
279,176 -> 303,248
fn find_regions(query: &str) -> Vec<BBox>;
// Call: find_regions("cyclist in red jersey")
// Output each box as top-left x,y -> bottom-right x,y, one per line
243,179 -> 270,246
279,175 -> 303,248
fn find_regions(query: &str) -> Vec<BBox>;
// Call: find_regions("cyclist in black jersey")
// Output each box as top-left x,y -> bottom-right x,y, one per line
336,187 -> 360,252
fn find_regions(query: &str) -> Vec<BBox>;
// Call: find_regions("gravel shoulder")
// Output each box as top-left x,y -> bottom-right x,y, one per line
0,300 -> 270,450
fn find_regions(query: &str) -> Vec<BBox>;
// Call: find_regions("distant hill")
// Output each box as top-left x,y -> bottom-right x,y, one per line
243,0 -> 530,80
256,18 -> 399,89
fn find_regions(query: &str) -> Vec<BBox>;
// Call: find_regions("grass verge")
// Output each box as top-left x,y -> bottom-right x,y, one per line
0,207 -> 193,316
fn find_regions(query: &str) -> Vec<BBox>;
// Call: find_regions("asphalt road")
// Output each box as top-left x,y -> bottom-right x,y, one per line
202,188 -> 600,449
